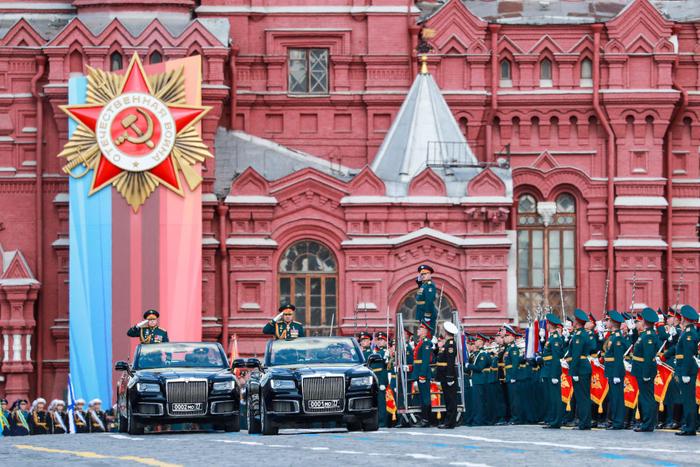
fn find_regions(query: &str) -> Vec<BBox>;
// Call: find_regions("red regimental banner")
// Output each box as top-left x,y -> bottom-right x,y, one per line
590,362 -> 608,414
653,362 -> 674,411
560,367 -> 574,411
623,371 -> 639,410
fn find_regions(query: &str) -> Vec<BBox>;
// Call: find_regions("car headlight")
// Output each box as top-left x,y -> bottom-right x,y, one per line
350,376 -> 374,387
270,379 -> 295,390
136,382 -> 160,393
213,380 -> 235,392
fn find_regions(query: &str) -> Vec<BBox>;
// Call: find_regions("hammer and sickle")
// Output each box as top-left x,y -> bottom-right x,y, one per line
115,108 -> 155,149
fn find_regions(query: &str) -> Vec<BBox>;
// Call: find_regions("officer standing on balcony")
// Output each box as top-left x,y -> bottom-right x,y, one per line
263,303 -> 304,340
127,309 -> 169,344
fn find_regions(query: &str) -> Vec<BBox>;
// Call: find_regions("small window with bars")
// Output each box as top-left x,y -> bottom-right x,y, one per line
288,48 -> 329,94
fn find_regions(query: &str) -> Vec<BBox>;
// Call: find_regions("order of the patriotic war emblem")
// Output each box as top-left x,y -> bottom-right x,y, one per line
58,53 -> 212,211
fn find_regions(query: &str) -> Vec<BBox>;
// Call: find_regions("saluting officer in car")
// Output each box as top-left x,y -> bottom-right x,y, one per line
263,303 -> 305,340
127,309 -> 169,344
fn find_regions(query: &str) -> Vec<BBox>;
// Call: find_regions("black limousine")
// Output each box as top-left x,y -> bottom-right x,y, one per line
240,336 -> 380,435
115,342 -> 240,434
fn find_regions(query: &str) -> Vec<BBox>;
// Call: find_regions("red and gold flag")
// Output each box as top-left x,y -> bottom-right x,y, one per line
561,367 -> 574,411
590,362 -> 608,414
623,371 -> 639,410
653,361 -> 674,411
696,373 -> 700,410
386,386 -> 397,421
430,381 -> 442,408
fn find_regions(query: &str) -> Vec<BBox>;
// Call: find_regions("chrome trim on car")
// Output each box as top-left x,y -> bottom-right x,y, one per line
301,374 -> 345,414
165,378 -> 208,417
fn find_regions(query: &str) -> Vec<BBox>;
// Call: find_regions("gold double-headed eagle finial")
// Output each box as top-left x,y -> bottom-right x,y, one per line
420,54 -> 429,75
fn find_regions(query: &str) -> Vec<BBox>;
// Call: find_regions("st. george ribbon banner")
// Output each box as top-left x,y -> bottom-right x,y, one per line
64,54 -> 212,404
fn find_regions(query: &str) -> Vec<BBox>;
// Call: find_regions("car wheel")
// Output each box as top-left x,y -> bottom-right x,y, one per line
260,399 -> 278,436
224,415 -> 240,432
247,396 -> 261,434
361,414 -> 379,432
127,400 -> 145,435
346,420 -> 362,432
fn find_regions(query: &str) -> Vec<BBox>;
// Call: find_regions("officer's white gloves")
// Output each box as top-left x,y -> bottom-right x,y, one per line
539,328 -> 546,339
668,326 -> 677,337
551,378 -> 559,384
273,312 -> 284,322
562,329 -> 570,339
682,376 -> 691,384
643,377 -> 651,382
447,380 -> 455,387
572,376 -> 579,382
510,379 -> 516,384
613,377 -> 621,384
624,361 -> 632,373
595,321 -> 605,333
431,336 -> 438,345
137,320 -> 149,328
402,365 -> 410,372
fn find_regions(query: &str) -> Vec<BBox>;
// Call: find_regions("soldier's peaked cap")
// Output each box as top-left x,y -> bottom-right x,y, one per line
143,309 -> 159,319
358,331 -> 372,340
574,308 -> 588,323
417,264 -> 434,273
502,324 -> 520,337
680,304 -> 699,322
374,331 -> 388,339
545,313 -> 562,326
279,303 -> 296,312
640,307 -> 658,323
607,310 -> 625,324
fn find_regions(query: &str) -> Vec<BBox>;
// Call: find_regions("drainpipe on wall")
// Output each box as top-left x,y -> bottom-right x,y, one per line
592,24 -> 616,313
31,55 -> 46,396
229,46 -> 239,130
217,203 -> 230,353
665,45 -> 688,308
485,24 -> 500,163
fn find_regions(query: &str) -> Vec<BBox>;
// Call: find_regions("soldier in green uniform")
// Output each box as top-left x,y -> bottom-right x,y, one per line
503,325 -> 523,425
263,303 -> 304,340
603,310 -> 627,430
358,331 -> 372,359
1,398 -> 10,437
371,331 -> 390,427
436,321 -> 459,429
466,334 -> 490,426
568,308 -> 595,430
412,322 -> 433,427
674,305 -> 699,436
127,309 -> 169,344
659,307 -> 683,429
541,313 -> 564,429
415,265 -> 437,337
631,307 -> 660,432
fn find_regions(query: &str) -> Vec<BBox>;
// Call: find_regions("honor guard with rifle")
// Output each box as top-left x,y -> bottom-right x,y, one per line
127,309 -> 169,344
603,310 -> 626,430
568,308 -> 596,430
541,313 -> 564,429
673,305 -> 699,436
263,303 -> 304,340
631,307 -> 661,432
436,321 -> 459,429
372,331 -> 390,427
412,322 -> 433,427
415,265 -> 437,337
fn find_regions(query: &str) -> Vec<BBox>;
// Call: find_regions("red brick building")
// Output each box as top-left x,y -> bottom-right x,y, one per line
0,0 -> 699,401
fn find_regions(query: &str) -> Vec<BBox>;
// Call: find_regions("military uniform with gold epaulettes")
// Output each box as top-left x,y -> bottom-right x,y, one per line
466,349 -> 490,426
262,319 -> 304,341
127,325 -> 169,344
504,342 -> 522,424
674,305 -> 699,436
411,335 -> 433,426
415,281 -> 437,337
603,324 -> 627,429
541,328 -> 564,428
30,409 -> 50,435
567,327 -> 595,429
370,346 -> 389,427
631,324 -> 660,431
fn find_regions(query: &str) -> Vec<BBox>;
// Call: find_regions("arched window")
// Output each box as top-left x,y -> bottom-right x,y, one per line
500,59 -> 512,87
279,240 -> 337,335
69,50 -> 83,74
516,193 -> 576,323
397,290 -> 455,334
580,58 -> 592,87
540,58 -> 552,87
149,51 -> 163,65
110,52 -> 123,71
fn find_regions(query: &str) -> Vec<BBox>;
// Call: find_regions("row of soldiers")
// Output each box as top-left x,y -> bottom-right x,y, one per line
1,397 -> 110,436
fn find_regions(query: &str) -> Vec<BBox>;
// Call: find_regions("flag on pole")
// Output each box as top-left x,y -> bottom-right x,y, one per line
653,361 -> 674,411
67,373 -> 77,434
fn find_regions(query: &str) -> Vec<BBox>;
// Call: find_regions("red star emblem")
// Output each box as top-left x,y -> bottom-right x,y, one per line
60,53 -> 211,208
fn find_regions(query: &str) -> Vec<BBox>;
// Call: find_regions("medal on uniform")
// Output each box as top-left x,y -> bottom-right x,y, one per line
58,53 -> 212,211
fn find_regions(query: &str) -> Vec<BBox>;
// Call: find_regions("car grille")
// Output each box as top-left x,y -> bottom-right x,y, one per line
301,375 -> 345,414
166,379 -> 208,416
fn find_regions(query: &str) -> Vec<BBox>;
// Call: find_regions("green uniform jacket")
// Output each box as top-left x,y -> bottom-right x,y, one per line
488,354 -> 499,383
541,331 -> 564,379
411,337 -> 433,382
415,281 -> 437,333
467,350 -> 490,385
631,329 -> 659,381
603,330 -> 626,380
567,329 -> 594,377
674,324 -> 699,379
370,347 -> 389,386
504,343 -> 522,381
127,325 -> 169,344
662,325 -> 683,368
262,320 -> 304,340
